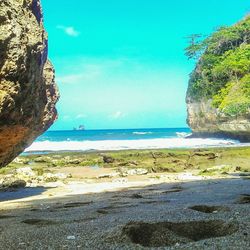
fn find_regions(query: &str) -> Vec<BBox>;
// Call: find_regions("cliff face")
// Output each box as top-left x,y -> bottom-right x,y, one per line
186,16 -> 250,141
0,0 -> 59,167
186,99 -> 250,141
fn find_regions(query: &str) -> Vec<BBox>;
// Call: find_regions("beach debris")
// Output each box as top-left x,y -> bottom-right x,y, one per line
67,235 -> 76,240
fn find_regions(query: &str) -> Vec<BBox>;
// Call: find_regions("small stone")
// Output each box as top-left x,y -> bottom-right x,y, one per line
98,173 -> 119,179
235,166 -> 241,171
8,179 -> 26,189
103,155 -> 115,163
112,178 -> 128,183
67,235 -> 76,240
135,168 -> 148,175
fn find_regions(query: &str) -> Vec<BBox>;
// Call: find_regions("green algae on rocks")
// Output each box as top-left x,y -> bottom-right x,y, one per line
2,147 -> 250,178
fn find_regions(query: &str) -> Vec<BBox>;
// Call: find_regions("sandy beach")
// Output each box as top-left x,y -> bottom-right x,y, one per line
0,147 -> 250,249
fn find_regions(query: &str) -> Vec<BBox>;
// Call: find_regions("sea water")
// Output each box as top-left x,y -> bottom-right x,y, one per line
25,128 -> 245,153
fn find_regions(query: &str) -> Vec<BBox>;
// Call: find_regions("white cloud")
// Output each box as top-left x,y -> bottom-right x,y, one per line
110,111 -> 125,119
56,58 -> 129,85
56,64 -> 101,84
76,114 -> 87,119
57,25 -> 80,37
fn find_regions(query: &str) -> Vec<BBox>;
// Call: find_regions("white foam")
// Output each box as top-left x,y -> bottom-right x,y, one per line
25,138 -> 242,152
132,132 -> 153,135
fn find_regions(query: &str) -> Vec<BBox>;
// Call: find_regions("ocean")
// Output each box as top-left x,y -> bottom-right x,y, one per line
24,128 -> 244,153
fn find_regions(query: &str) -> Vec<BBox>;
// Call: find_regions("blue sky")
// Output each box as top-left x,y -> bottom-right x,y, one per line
41,0 -> 250,130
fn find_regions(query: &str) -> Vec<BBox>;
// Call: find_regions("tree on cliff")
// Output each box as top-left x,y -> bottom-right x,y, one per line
186,15 -> 250,117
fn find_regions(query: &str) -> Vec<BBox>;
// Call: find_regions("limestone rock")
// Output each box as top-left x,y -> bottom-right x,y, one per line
102,155 -> 115,164
0,177 -> 26,189
0,0 -> 59,167
186,98 -> 250,141
119,168 -> 148,177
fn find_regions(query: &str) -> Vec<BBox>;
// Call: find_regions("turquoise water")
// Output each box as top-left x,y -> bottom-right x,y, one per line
26,128 -> 241,152
37,128 -> 191,142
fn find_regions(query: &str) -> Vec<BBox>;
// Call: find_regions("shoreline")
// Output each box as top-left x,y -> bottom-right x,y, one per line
24,137 -> 250,154
23,143 -> 250,155
187,131 -> 250,143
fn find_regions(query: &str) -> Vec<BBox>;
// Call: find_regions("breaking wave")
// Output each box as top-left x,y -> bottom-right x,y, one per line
132,132 -> 153,135
25,137 -> 241,153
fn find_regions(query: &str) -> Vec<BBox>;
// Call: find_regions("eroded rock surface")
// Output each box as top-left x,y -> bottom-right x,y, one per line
0,0 -> 59,167
186,99 -> 250,141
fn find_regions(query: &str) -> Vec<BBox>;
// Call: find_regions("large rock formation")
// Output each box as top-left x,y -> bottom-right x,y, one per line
186,99 -> 250,141
0,0 -> 59,167
186,16 -> 250,141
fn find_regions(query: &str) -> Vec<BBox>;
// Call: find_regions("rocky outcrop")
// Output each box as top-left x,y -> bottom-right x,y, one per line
0,0 -> 59,167
186,99 -> 250,141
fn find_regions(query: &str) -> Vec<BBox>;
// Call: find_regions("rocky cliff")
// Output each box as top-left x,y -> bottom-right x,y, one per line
0,0 -> 59,167
186,16 -> 250,141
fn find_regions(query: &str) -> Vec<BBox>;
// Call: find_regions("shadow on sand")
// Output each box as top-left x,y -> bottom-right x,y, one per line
0,186 -> 51,202
0,177 -> 249,249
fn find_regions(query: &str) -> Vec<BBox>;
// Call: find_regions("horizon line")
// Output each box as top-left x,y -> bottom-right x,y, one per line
48,127 -> 191,132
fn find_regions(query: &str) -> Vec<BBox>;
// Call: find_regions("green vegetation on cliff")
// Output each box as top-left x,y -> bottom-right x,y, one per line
186,16 -> 250,116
